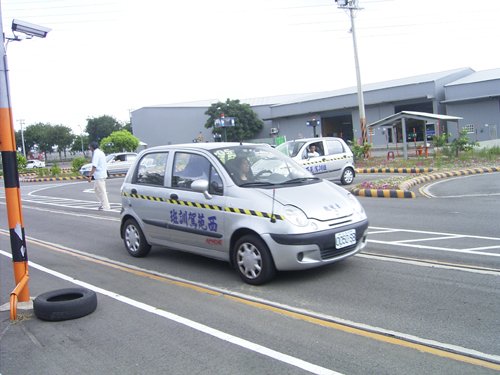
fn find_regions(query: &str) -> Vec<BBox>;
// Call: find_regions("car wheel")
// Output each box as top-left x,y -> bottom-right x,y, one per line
33,288 -> 97,321
122,218 -> 151,257
233,234 -> 276,285
341,167 -> 355,185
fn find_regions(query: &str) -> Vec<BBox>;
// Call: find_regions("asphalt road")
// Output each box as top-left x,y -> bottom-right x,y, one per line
1,172 -> 499,374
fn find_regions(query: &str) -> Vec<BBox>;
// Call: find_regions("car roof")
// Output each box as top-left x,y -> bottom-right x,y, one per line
143,142 -> 262,152
284,137 -> 344,143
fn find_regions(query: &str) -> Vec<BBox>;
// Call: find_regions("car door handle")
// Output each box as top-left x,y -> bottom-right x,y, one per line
170,193 -> 178,200
131,188 -> 137,194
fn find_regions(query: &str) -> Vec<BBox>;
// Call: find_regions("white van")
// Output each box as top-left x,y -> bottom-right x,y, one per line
276,137 -> 355,185
120,143 -> 368,285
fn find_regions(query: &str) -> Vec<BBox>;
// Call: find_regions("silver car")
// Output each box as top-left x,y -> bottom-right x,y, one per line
79,152 -> 137,177
276,137 -> 356,185
120,143 -> 368,284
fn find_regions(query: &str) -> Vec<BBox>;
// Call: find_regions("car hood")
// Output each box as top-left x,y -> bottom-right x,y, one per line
260,180 -> 356,221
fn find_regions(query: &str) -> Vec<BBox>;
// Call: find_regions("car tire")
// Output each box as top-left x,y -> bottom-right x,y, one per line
33,288 -> 97,321
341,167 -> 355,185
233,234 -> 276,285
122,218 -> 151,257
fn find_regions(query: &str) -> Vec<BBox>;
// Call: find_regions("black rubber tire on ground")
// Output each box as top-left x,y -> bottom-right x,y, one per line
122,218 -> 151,257
232,234 -> 276,285
33,288 -> 97,321
341,167 -> 355,185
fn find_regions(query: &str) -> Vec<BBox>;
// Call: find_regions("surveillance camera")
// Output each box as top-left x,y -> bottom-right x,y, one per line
12,19 -> 51,38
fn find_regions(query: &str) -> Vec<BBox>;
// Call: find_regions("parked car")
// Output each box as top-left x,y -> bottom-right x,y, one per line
26,159 -> 45,169
275,137 -> 356,185
79,152 -> 137,177
120,142 -> 368,285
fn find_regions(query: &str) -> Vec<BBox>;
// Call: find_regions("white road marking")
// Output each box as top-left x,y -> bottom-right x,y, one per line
0,249 -> 340,375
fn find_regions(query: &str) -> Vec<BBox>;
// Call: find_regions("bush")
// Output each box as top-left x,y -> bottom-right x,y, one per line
350,139 -> 372,160
50,163 -> 61,176
72,156 -> 88,173
17,153 -> 27,169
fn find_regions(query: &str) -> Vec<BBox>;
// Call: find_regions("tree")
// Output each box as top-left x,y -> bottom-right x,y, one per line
51,125 -> 75,159
100,130 -> 140,154
204,99 -> 263,142
85,115 -> 122,143
23,123 -> 54,160
71,134 -> 89,155
451,128 -> 478,156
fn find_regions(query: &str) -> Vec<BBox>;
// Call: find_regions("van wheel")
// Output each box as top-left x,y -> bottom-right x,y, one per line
122,218 -> 151,257
233,235 -> 276,285
341,167 -> 355,185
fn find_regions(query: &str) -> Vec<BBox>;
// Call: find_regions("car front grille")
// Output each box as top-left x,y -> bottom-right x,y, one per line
320,243 -> 358,260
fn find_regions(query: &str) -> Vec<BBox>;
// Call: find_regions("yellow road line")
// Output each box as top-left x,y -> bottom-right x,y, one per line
6,232 -> 499,371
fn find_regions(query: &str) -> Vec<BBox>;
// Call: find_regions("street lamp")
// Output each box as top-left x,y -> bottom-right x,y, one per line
17,119 -> 26,157
77,124 -> 84,155
334,0 -> 367,146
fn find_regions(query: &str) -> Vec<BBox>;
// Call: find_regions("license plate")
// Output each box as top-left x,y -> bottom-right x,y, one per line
335,229 -> 356,249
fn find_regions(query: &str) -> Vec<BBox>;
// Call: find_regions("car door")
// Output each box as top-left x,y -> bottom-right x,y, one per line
324,139 -> 347,179
166,151 -> 227,256
301,140 -> 329,175
124,151 -> 170,243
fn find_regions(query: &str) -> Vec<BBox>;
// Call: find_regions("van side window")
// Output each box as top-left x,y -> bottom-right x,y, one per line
326,140 -> 344,155
134,152 -> 168,186
172,153 -> 222,195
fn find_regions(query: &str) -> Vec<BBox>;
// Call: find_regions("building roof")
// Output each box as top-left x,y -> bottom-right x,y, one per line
270,67 -> 474,107
143,93 -> 309,109
368,111 -> 463,128
137,68 -> 475,111
445,68 -> 500,86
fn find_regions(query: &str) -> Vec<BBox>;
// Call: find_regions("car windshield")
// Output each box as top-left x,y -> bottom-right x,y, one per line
211,144 -> 315,187
275,140 -> 307,158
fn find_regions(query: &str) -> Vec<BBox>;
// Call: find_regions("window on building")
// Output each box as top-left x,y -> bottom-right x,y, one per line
463,124 -> 475,134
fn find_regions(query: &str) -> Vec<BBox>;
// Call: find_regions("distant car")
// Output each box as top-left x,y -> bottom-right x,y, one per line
79,152 -> 137,177
275,137 -> 356,185
120,142 -> 368,285
26,159 -> 45,169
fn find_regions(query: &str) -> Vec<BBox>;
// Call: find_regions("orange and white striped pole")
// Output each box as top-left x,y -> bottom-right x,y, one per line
0,10 -> 30,303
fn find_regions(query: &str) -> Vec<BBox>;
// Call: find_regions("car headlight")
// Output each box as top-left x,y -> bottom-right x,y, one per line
347,193 -> 365,216
284,205 -> 309,227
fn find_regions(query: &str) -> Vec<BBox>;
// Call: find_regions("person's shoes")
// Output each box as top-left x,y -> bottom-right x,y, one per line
98,206 -> 104,210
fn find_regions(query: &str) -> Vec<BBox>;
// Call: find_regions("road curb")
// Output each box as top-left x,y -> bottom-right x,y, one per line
400,166 -> 500,191
352,166 -> 499,199
356,167 -> 433,174
352,188 -> 415,198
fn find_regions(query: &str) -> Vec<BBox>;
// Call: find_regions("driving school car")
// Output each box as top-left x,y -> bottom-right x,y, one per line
120,142 -> 368,285
276,137 -> 356,185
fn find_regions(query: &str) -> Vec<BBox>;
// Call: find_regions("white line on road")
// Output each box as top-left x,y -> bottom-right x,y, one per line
0,250 -> 341,375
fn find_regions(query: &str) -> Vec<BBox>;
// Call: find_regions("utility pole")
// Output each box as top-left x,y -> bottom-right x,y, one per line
334,0 -> 367,146
18,119 -> 26,157
1,9 -> 31,312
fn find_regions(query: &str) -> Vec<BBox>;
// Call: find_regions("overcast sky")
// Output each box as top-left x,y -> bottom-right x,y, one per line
2,0 -> 500,134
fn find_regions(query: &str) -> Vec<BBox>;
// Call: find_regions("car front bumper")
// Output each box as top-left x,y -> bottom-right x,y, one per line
265,219 -> 369,271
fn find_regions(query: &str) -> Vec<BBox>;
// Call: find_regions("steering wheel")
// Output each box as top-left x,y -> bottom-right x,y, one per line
255,170 -> 272,178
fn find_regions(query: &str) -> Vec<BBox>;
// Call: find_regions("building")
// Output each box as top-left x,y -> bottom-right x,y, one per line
131,67 -> 500,148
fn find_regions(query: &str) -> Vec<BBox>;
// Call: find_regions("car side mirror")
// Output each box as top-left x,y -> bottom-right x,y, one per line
191,179 -> 212,200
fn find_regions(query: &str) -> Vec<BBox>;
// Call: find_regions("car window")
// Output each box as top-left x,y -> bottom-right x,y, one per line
326,140 -> 345,155
172,153 -> 217,192
134,152 -> 168,186
302,142 -> 323,159
276,141 -> 306,158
